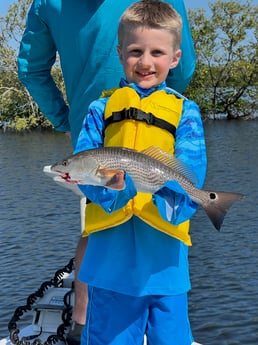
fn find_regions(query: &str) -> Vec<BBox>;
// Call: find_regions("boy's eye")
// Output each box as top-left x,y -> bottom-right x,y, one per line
151,50 -> 164,56
129,49 -> 142,57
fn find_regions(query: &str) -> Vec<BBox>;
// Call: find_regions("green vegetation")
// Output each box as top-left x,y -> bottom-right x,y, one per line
185,0 -> 257,119
0,0 -> 257,131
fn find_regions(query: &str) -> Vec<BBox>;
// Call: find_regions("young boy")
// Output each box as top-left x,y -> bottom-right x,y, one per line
18,2 -> 196,342
75,1 -> 206,344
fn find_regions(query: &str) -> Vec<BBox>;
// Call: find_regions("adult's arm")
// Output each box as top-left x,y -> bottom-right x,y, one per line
17,1 -> 70,133
166,0 -> 196,93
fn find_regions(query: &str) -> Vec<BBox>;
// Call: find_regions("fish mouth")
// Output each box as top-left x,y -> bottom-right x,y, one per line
54,171 -> 81,184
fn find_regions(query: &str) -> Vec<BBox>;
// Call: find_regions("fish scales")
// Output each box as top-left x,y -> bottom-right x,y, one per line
88,147 -> 183,193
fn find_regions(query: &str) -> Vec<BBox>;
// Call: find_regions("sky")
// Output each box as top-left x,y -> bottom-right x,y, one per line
0,0 -> 13,16
0,0 -> 209,16
1,0 -> 258,16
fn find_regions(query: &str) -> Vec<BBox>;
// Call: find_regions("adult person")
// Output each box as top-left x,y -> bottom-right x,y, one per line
17,1 -> 196,344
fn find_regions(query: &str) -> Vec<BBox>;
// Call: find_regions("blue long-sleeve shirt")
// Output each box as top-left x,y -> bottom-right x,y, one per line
76,80 -> 207,296
17,0 -> 196,148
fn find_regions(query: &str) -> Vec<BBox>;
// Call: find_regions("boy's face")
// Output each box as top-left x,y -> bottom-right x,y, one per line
118,27 -> 181,89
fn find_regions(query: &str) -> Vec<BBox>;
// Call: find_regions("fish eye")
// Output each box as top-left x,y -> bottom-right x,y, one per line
62,160 -> 68,166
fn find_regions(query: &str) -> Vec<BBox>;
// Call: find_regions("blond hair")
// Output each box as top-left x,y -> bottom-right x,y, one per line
118,0 -> 182,49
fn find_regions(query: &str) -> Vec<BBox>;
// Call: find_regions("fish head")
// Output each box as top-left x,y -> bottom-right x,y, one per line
50,149 -> 126,190
50,153 -> 99,185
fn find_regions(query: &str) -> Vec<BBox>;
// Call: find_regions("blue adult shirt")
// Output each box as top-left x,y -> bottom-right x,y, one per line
76,80 -> 207,296
17,0 -> 196,148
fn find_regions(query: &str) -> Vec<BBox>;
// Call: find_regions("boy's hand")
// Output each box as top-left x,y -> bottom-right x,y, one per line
153,180 -> 198,224
78,172 -> 137,213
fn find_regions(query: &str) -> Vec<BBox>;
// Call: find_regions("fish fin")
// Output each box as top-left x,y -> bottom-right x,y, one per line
97,168 -> 125,191
202,191 -> 245,231
141,146 -> 198,184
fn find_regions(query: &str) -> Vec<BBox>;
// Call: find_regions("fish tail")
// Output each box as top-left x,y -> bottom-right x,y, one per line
202,191 -> 244,231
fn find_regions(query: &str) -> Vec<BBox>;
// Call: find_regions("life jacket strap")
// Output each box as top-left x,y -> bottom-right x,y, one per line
105,107 -> 176,138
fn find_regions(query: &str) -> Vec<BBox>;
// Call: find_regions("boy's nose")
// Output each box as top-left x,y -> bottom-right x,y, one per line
138,53 -> 152,67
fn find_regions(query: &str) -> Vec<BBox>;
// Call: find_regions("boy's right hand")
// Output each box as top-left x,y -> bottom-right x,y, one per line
78,172 -> 137,213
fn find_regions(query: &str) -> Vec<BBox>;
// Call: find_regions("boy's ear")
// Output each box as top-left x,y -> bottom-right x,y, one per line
117,46 -> 123,63
170,49 -> 181,69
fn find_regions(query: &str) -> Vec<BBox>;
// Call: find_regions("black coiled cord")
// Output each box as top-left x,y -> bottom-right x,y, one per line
8,258 -> 75,345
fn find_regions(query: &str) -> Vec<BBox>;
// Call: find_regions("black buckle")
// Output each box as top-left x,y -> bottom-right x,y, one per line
143,112 -> 154,125
126,108 -> 138,119
128,108 -> 154,125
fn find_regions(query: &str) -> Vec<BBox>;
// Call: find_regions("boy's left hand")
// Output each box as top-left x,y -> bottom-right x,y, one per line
153,180 -> 198,224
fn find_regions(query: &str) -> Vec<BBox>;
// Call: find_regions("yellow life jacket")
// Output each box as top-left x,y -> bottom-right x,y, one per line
83,87 -> 192,246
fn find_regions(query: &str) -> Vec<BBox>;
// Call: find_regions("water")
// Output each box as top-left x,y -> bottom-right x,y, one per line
0,131 -> 80,336
0,122 -> 257,344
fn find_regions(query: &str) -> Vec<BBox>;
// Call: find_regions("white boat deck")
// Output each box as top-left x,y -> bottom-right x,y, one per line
0,325 -> 65,345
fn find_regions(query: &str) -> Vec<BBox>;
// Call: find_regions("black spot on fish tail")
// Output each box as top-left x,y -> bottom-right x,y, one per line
209,192 -> 216,200
202,191 -> 245,231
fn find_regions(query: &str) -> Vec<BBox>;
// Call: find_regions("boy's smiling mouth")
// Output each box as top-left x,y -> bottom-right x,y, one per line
136,70 -> 155,77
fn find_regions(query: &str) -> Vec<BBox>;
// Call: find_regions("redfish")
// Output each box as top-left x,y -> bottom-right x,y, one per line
50,146 -> 244,230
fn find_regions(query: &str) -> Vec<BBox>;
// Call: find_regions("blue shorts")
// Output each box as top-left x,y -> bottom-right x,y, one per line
81,286 -> 194,345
